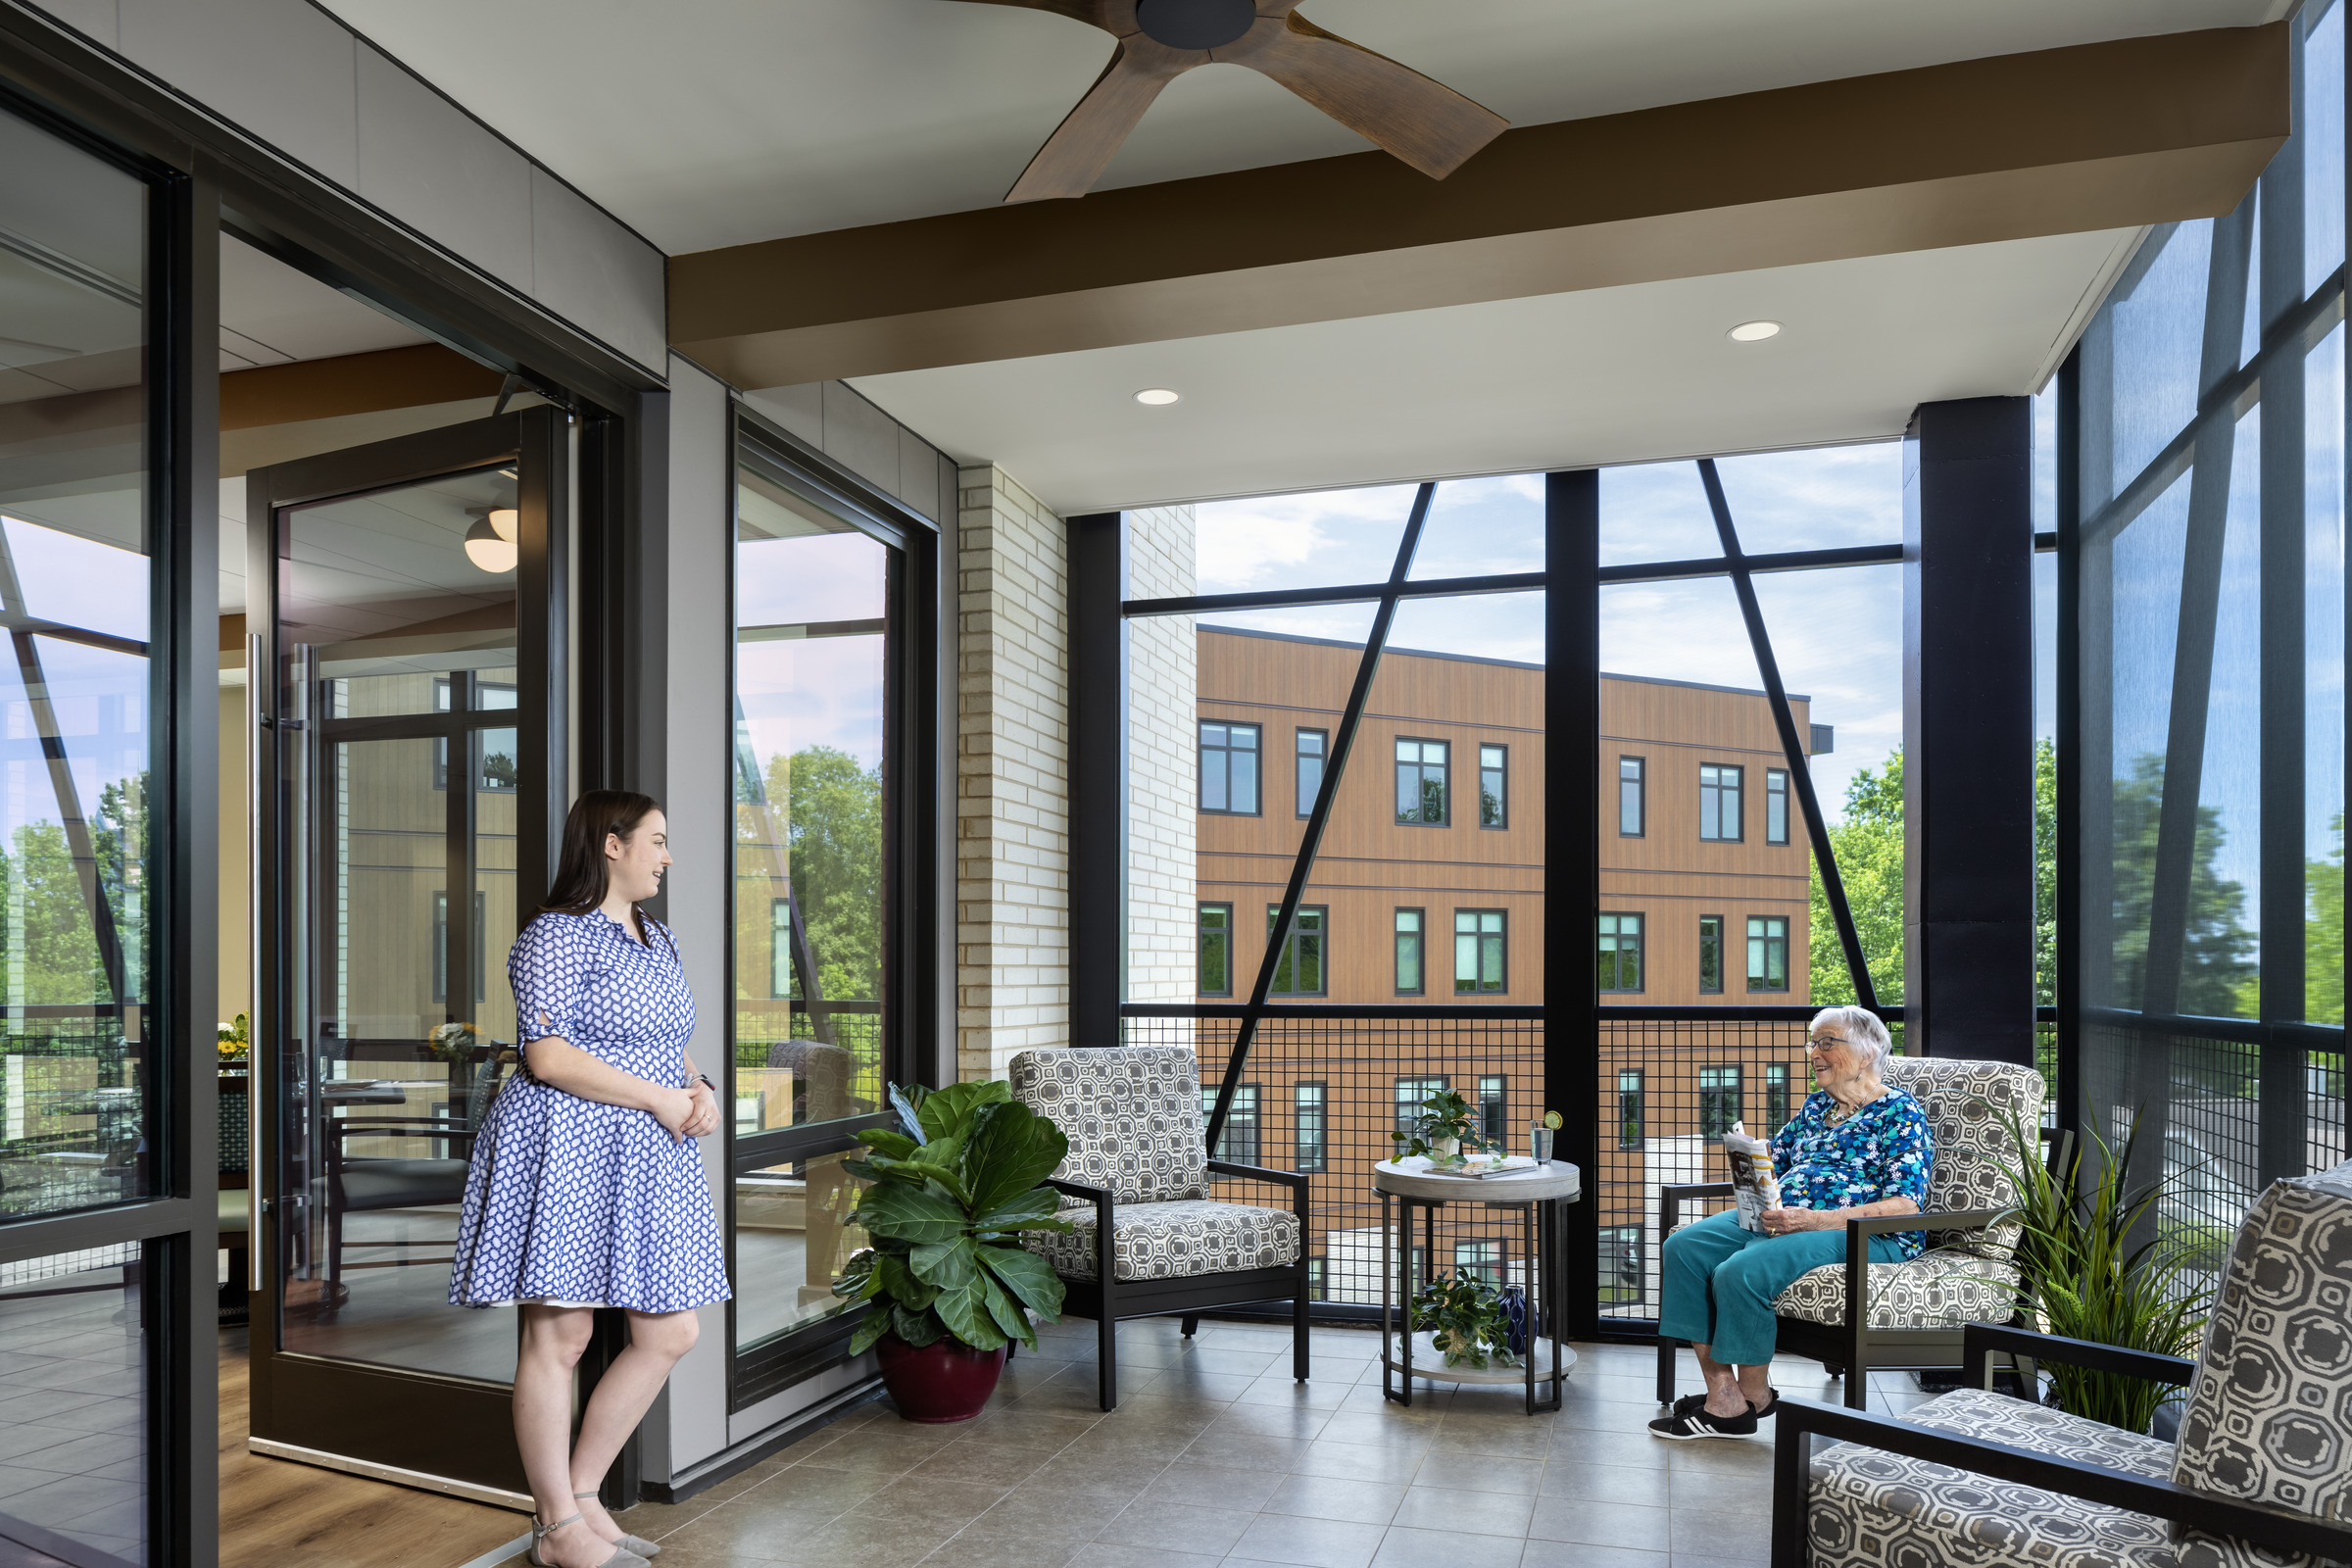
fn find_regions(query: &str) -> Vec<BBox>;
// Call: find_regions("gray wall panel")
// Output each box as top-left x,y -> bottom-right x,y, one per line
531,166 -> 667,376
820,381 -> 900,496
899,422 -> 940,521
33,0 -> 116,46
744,383 -> 821,451
355,44 -> 532,291
119,0 -> 359,188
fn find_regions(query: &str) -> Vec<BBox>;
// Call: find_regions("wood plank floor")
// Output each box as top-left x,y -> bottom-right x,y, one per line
219,1327 -> 528,1568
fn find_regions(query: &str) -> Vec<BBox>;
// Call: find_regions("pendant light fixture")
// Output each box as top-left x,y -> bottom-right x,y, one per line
464,508 -> 519,574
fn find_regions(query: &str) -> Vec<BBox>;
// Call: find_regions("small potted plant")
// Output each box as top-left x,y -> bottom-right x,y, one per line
1409,1269 -> 1521,1369
1392,1087 -> 1497,1166
834,1081 -> 1073,1421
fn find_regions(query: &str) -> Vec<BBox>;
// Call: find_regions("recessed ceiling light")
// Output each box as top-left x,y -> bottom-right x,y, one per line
1134,387 -> 1181,406
1728,320 -> 1783,343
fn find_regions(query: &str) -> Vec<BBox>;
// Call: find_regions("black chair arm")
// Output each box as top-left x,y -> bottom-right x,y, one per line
1206,1159 -> 1307,1192
1046,1177 -> 1114,1285
1963,1321 -> 2198,1391
1658,1180 -> 1734,1234
1770,1397 -> 2352,1568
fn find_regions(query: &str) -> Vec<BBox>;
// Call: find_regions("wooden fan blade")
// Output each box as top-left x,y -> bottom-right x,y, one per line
1005,37 -> 1199,202
1219,14 -> 1507,179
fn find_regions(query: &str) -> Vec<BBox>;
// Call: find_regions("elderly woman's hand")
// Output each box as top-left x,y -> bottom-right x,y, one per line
1760,1207 -> 1836,1236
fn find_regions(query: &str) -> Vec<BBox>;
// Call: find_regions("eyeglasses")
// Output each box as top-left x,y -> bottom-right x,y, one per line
1805,1036 -> 1848,1051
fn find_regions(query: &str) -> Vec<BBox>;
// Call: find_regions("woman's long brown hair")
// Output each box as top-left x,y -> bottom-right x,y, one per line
543,790 -> 669,949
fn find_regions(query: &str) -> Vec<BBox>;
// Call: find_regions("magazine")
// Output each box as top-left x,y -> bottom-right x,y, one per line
1723,1121 -> 1782,1233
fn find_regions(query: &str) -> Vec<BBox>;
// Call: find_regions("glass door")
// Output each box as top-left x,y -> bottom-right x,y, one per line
245,411 -> 564,1492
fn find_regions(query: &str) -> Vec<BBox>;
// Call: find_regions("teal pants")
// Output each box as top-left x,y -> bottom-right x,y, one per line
1658,1208 -> 1907,1365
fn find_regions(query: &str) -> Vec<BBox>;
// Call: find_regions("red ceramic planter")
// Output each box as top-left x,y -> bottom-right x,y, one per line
874,1333 -> 1007,1422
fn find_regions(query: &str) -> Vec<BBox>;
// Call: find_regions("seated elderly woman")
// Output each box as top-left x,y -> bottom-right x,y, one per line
1648,1005 -> 1933,1440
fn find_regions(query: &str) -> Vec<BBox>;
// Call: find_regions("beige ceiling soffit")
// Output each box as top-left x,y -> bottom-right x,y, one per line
671,24 -> 2286,387
220,343 -> 506,432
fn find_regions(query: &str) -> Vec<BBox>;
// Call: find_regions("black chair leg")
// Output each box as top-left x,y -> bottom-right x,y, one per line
1098,1309 -> 1117,1411
1292,1277 -> 1309,1381
1657,1337 -> 1677,1405
1180,1315 -> 1200,1338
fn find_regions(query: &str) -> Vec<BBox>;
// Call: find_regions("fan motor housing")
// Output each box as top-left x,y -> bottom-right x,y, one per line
1135,0 -> 1257,51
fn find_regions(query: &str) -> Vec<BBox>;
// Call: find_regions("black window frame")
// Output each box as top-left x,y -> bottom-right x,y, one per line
1296,1081 -> 1329,1173
1765,767 -> 1789,845
1598,1225 -> 1645,1308
1394,906 -> 1426,997
1746,914 -> 1790,993
1618,755 -> 1645,837
1597,910 -> 1644,994
1478,1073 -> 1508,1142
1766,1061 -> 1791,1132
1698,1064 -> 1743,1141
1479,743 -> 1507,828
1698,913 -> 1725,995
1617,1068 -> 1644,1149
1395,1074 -> 1448,1135
1454,907 -> 1507,994
1205,1082 -> 1260,1165
1198,902 -> 1234,997
1699,761 -> 1744,842
1267,904 -> 1328,997
1200,718 -> 1262,815
1295,726 -> 1326,818
1394,735 -> 1450,826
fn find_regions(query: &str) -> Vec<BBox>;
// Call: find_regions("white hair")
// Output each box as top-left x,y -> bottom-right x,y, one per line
1810,1005 -> 1892,1074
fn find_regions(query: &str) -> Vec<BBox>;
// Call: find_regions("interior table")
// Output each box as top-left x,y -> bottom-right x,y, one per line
1376,1155 -> 1582,1413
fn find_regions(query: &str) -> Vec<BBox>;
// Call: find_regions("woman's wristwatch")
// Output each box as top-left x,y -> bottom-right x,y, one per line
685,1071 -> 717,1094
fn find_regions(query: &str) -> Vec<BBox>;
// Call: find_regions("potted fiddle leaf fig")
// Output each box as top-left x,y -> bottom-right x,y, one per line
834,1081 -> 1072,1421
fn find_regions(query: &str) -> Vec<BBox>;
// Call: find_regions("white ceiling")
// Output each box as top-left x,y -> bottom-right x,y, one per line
220,237 -> 429,370
318,0 -> 2278,254
848,228 -> 2142,514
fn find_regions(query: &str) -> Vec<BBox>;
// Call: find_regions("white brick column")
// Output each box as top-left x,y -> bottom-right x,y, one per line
956,466 -> 1070,1080
1126,505 -> 1198,1005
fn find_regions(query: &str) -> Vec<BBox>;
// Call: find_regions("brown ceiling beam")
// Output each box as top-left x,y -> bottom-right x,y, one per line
220,342 -> 504,431
671,24 -> 2285,388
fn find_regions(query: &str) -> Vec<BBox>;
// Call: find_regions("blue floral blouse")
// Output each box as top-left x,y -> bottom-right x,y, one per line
1768,1089 -> 1936,1259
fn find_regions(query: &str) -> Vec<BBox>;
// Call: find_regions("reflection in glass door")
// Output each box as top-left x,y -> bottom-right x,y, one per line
248,413 -> 564,1492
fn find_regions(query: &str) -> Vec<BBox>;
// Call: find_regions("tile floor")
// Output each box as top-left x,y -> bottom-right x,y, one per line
589,1317 -> 1942,1568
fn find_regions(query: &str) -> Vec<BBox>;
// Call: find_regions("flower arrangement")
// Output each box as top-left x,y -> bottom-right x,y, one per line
428,1021 -> 482,1062
217,1013 -> 249,1063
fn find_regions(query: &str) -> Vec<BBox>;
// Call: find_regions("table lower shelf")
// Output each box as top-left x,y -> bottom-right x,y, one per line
1384,1332 -> 1576,1386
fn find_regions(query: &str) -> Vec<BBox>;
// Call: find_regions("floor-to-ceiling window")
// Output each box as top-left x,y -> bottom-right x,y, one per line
2069,0 -> 2349,1208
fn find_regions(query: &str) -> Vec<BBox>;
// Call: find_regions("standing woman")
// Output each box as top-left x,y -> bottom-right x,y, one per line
450,792 -> 729,1568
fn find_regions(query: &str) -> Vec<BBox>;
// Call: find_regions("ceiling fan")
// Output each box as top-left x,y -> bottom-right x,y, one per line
956,0 -> 1509,202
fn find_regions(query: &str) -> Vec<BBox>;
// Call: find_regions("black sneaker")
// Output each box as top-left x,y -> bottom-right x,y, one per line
1672,1388 -> 1779,1420
1648,1402 -> 1759,1440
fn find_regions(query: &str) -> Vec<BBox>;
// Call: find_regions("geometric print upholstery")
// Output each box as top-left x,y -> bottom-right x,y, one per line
1881,1055 -> 2045,1258
1009,1047 -> 1207,1205
1772,1250 -> 2024,1330
1024,1198 -> 1300,1282
1808,1387 -> 2180,1568
2171,1158 -> 2352,1568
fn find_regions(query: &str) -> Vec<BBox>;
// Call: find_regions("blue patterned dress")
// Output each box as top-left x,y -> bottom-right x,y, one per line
1768,1089 -> 1936,1258
448,910 -> 732,1312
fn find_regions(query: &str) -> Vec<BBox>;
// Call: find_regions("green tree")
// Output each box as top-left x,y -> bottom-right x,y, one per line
768,746 -> 883,1004
1809,750 -> 1905,1007
2106,755 -> 2255,1018
2034,738 -> 2057,1007
2308,813 -> 2344,1026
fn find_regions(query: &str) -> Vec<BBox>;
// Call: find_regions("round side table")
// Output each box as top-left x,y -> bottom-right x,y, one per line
1375,1156 -> 1582,1414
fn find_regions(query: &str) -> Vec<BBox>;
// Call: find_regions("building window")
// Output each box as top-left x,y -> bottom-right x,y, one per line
1295,728 -> 1326,817
431,891 -> 486,1005
1394,908 -> 1425,996
1699,1065 -> 1742,1141
1267,906 -> 1326,996
1765,768 -> 1789,845
431,677 -> 519,792
1619,756 -> 1645,837
1455,909 -> 1506,993
1200,720 -> 1261,814
1396,1075 -> 1447,1136
1599,1226 -> 1644,1308
1478,1075 -> 1507,1143
769,899 -> 794,999
1618,1069 -> 1644,1148
1699,762 -> 1742,841
1203,1083 -> 1259,1165
1746,915 -> 1789,992
1395,737 -> 1449,825
1306,1257 -> 1327,1301
1454,1241 -> 1502,1286
1766,1062 -> 1790,1132
1597,912 -> 1643,993
1198,904 -> 1233,996
1296,1082 -> 1329,1172
1479,745 -> 1506,827
1698,914 -> 1724,995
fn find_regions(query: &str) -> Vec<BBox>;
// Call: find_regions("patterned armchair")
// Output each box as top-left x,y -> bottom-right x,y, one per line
1774,1159 -> 2352,1568
1009,1046 -> 1309,1411
1658,1056 -> 2046,1410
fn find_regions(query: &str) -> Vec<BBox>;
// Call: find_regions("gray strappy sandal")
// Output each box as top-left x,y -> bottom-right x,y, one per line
528,1510 -> 649,1568
576,1492 -> 662,1558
